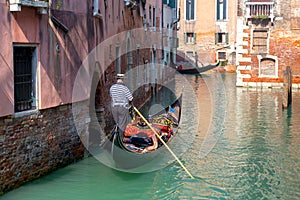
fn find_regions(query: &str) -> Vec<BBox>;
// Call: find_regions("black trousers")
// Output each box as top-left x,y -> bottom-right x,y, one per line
111,106 -> 130,134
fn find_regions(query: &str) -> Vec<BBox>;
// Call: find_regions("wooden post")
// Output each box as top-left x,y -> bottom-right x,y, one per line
282,66 -> 292,109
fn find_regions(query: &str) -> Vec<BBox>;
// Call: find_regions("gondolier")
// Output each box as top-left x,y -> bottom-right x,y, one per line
110,73 -> 133,134
195,52 -> 199,67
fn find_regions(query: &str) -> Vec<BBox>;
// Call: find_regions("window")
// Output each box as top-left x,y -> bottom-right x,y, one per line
136,47 -> 142,85
216,0 -> 227,20
218,52 -> 226,60
185,32 -> 196,44
153,7 -> 156,27
116,45 -> 121,74
252,29 -> 268,53
185,0 -> 195,20
149,6 -> 151,23
215,32 -> 228,44
136,47 -> 140,67
259,58 -> 276,77
143,10 -> 147,30
291,1 -> 300,29
13,46 -> 38,112
126,43 -> 133,67
152,49 -> 157,84
126,38 -> 133,89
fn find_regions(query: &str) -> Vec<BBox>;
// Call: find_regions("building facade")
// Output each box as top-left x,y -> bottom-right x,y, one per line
236,0 -> 300,88
176,0 -> 238,68
0,0 -> 175,194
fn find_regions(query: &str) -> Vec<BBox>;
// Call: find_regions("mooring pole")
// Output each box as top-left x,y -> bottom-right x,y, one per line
282,66 -> 292,109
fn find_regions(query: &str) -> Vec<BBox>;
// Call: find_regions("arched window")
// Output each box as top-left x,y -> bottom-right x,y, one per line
258,56 -> 278,78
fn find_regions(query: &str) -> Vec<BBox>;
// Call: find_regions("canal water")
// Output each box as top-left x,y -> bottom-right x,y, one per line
1,73 -> 300,200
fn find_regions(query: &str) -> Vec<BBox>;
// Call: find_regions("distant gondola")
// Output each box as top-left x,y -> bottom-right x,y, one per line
110,94 -> 182,169
176,60 -> 220,75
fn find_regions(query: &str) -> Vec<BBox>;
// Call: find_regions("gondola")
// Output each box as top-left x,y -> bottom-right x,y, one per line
176,60 -> 220,75
110,94 -> 182,170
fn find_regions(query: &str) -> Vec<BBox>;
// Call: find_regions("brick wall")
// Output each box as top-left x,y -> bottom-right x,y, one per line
270,31 -> 300,76
0,104 -> 85,194
240,30 -> 300,85
236,0 -> 300,87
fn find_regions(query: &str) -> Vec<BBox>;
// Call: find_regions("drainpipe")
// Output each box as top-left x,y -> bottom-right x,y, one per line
161,0 -> 164,61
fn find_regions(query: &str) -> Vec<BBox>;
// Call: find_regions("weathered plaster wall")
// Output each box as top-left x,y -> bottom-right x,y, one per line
0,1 -> 14,116
177,0 -> 237,65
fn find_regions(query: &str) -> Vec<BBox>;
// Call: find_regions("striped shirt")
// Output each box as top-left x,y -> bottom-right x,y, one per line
110,82 -> 133,105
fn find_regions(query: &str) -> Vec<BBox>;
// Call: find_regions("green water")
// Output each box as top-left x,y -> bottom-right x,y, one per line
1,73 -> 300,200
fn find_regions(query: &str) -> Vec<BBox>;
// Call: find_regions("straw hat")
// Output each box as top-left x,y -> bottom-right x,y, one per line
116,73 -> 126,79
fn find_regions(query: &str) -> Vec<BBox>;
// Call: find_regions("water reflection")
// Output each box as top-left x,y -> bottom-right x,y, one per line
183,73 -> 300,199
2,73 -> 300,200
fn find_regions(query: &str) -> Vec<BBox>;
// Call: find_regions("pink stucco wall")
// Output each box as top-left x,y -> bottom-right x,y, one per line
0,1 -> 165,117
0,1 -> 15,116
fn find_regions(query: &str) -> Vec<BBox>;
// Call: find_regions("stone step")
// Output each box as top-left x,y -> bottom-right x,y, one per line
237,65 -> 252,71
238,48 -> 249,54
236,73 -> 251,78
243,32 -> 249,38
238,57 -> 252,63
241,40 -> 249,46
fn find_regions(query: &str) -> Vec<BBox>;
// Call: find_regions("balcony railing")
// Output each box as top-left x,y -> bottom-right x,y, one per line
184,20 -> 196,33
245,0 -> 274,21
9,0 -> 48,14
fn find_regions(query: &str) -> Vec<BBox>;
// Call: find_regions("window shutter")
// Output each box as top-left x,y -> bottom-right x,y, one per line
225,33 -> 229,44
193,33 -> 196,44
191,0 -> 195,20
186,0 -> 189,20
169,0 -> 175,8
216,0 -> 220,20
184,33 -> 187,44
223,0 -> 227,20
215,33 -> 218,44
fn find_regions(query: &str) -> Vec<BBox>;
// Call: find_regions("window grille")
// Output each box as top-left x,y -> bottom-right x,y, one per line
14,46 -> 36,112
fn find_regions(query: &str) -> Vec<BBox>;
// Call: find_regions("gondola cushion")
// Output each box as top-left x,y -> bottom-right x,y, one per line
130,132 -> 153,147
124,123 -> 156,137
152,123 -> 169,132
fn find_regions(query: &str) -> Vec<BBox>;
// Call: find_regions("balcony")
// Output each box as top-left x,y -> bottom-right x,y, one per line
245,0 -> 274,22
9,0 -> 48,14
184,20 -> 196,33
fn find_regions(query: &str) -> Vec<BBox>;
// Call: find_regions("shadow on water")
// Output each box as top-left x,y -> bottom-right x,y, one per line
2,73 -> 300,200
109,168 -> 147,181
137,85 -> 178,117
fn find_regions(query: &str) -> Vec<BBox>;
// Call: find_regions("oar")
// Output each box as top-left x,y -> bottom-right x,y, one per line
132,106 -> 195,179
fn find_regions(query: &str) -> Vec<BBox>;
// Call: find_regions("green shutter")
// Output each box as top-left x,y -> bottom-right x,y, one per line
169,0 -> 176,8
225,33 -> 229,44
193,33 -> 196,44
184,33 -> 187,44
215,33 -> 218,44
